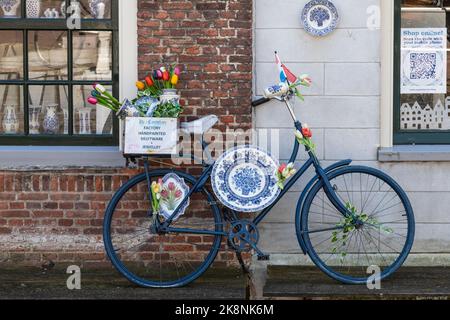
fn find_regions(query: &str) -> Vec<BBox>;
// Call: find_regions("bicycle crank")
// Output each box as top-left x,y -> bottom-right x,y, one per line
228,220 -> 269,259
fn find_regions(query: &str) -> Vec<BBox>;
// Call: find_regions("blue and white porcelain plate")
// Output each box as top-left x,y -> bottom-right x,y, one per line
211,146 -> 280,213
301,0 -> 339,37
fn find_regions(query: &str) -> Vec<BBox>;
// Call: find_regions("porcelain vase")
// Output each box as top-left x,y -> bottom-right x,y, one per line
160,89 -> 180,106
1,0 -> 20,18
26,0 -> 40,18
89,0 -> 105,19
43,104 -> 59,134
29,105 -> 42,134
78,108 -> 92,134
2,105 -> 19,134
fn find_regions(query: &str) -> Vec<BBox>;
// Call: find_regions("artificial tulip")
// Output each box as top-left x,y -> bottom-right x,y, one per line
136,81 -> 145,91
300,74 -> 312,86
171,74 -> 179,86
278,163 -> 287,175
145,76 -> 154,87
87,97 -> 98,105
302,125 -> 312,139
94,83 -> 106,94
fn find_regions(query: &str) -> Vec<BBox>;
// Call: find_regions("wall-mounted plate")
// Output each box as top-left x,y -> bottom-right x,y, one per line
301,0 -> 339,37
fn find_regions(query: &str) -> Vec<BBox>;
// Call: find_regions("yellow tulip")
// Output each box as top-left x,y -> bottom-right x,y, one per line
136,81 -> 145,91
171,74 -> 179,86
151,182 -> 160,194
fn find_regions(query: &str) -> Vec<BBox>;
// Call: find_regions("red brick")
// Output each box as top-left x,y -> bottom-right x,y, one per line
33,211 -> 64,218
0,211 -> 30,218
58,219 -> 74,227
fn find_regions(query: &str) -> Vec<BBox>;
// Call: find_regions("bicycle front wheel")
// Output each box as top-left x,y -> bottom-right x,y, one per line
103,169 -> 223,288
299,166 -> 415,284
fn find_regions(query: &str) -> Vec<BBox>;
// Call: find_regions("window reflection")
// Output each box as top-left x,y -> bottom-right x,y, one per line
28,30 -> 68,80
73,31 -> 112,81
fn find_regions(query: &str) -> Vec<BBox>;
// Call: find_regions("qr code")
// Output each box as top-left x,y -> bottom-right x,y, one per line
410,53 -> 437,80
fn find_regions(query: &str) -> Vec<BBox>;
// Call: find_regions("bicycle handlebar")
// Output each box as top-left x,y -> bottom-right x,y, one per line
251,97 -> 271,107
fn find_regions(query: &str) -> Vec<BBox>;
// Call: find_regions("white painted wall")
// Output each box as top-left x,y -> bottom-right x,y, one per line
254,0 -> 450,263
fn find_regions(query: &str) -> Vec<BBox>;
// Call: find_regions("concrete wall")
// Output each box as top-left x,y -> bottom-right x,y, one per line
254,0 -> 449,263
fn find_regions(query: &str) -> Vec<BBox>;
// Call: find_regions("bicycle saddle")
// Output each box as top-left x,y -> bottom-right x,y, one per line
180,115 -> 218,135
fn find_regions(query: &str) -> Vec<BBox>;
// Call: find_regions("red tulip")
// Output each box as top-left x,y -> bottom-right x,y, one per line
278,164 -> 287,174
163,71 -> 170,81
145,76 -> 154,87
302,127 -> 312,139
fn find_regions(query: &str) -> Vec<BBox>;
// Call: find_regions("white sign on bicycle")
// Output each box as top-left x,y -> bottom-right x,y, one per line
124,117 -> 178,155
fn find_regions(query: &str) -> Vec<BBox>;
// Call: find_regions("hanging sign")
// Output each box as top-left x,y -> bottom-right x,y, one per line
401,28 -> 447,94
124,117 -> 178,155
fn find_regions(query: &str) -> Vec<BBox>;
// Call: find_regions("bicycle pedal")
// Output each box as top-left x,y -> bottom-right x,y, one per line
257,254 -> 270,261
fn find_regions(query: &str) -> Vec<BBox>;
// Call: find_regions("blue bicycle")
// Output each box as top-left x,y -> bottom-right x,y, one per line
103,81 -> 415,289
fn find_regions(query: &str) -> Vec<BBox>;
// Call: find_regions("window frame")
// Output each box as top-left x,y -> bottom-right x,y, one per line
0,0 -> 119,146
393,0 -> 450,145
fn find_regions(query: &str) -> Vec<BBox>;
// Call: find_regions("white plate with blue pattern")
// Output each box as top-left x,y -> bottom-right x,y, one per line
301,0 -> 339,37
211,146 -> 281,213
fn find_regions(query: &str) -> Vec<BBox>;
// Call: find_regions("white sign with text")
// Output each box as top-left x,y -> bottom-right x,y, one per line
124,117 -> 178,155
401,28 -> 447,94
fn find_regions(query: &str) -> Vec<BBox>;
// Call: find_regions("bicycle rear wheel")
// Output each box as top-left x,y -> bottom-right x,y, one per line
298,166 -> 415,284
103,169 -> 223,288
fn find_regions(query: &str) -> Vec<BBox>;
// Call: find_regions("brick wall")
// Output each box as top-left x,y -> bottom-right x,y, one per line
137,0 -> 253,131
0,0 -> 253,267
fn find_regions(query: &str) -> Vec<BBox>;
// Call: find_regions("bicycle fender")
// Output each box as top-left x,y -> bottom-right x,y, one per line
295,159 -> 352,254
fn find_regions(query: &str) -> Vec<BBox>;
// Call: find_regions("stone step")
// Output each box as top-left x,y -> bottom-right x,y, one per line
263,266 -> 450,300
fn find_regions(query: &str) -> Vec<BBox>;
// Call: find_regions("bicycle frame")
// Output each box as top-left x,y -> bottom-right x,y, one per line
156,96 -> 353,237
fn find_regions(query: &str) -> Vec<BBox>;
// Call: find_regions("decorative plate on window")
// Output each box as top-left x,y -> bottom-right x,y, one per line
211,146 -> 280,213
301,0 -> 339,37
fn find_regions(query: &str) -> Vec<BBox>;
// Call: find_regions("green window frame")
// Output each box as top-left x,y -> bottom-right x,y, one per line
0,0 -> 119,146
393,0 -> 450,144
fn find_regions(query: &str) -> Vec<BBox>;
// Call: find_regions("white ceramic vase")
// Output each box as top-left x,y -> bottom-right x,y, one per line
160,89 -> 180,105
43,104 -> 59,134
26,0 -> 40,18
29,105 -> 42,134
78,108 -> 92,134
2,105 -> 19,134
1,0 -> 20,18
89,0 -> 105,19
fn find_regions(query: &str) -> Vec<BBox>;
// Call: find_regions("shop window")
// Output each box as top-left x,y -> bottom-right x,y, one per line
0,0 -> 118,146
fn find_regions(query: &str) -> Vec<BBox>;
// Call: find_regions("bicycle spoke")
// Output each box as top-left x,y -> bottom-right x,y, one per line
304,167 -> 413,283
105,171 -> 223,288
